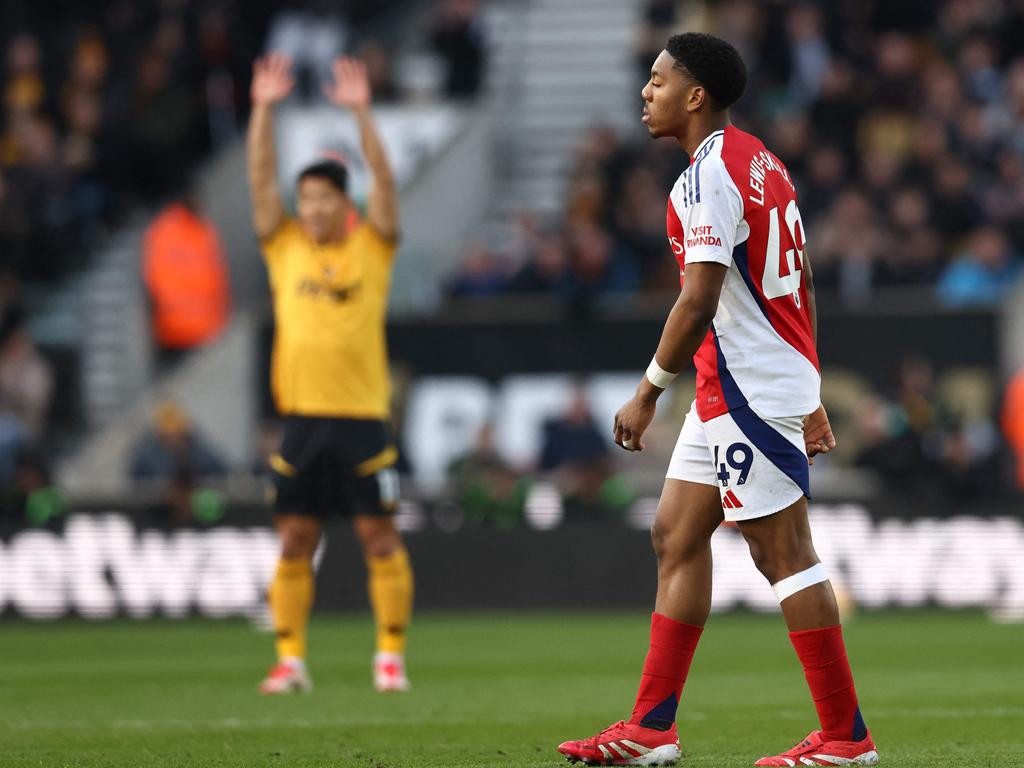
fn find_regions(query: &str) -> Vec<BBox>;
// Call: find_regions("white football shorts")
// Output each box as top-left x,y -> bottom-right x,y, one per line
666,399 -> 810,521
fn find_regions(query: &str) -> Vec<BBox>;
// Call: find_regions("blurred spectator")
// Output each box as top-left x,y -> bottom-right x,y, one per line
120,44 -> 203,202
197,7 -> 242,148
539,386 -> 632,518
0,304 -> 53,438
871,31 -> 920,111
62,89 -> 111,234
852,394 -> 923,490
0,302 -> 53,484
4,33 -> 44,117
853,360 -> 935,495
612,165 -> 674,289
264,7 -> 346,100
930,159 -> 982,240
983,150 -> 1024,248
635,0 -> 681,84
853,357 -> 1001,504
565,223 -> 638,303
142,194 -> 231,362
448,423 -> 529,528
936,418 -> 1001,502
430,0 -> 486,99
130,401 -> 226,482
879,186 -> 942,285
446,241 -> 510,298
958,34 -> 1002,104
356,40 -> 398,103
0,114 -> 78,279
539,389 -> 608,473
810,190 -> 889,303
509,234 -> 571,295
7,446 -> 64,526
937,227 -> 1022,306
129,401 -> 226,524
784,4 -> 831,107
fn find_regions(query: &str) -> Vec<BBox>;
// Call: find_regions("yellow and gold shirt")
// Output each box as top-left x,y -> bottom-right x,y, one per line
262,218 -> 395,418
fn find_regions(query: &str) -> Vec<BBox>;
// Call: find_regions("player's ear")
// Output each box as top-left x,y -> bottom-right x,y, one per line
686,84 -> 706,113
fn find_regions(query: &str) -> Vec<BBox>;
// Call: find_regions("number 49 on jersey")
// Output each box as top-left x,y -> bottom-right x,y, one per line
761,200 -> 805,306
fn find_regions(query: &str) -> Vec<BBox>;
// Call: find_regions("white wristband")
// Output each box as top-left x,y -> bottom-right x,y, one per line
645,358 -> 678,390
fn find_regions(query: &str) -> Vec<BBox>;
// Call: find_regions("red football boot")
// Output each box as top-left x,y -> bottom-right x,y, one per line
258,659 -> 312,695
755,729 -> 878,766
373,651 -> 410,692
557,720 -> 681,765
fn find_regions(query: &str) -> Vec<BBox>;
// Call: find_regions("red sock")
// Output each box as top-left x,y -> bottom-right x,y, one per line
629,613 -> 703,730
789,625 -> 867,742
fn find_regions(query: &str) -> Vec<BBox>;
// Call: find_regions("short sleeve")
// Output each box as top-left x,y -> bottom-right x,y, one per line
260,218 -> 302,269
670,158 -> 744,267
359,222 -> 399,267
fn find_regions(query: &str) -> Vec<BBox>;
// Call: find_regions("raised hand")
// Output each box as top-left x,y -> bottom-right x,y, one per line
251,53 -> 294,106
803,404 -> 836,465
324,57 -> 371,111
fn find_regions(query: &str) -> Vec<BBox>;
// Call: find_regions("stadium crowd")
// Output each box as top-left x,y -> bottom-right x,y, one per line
0,0 -> 487,289
447,0 -> 1024,305
0,2 -> 271,282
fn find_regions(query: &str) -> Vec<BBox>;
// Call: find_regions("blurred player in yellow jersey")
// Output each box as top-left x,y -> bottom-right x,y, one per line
247,53 -> 413,694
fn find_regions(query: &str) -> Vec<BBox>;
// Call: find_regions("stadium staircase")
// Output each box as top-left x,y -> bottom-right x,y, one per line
489,0 -> 641,218
78,221 -> 152,431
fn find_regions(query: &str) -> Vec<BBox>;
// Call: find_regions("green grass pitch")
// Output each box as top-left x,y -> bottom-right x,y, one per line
2,611 -> 1022,767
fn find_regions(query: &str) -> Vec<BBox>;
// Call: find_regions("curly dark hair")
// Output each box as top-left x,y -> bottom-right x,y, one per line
297,159 -> 349,194
665,32 -> 747,110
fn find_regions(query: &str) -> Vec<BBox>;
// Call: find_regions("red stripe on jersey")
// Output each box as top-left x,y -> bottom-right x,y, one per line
718,127 -> 819,371
694,329 -> 728,420
669,191 -> 728,419
666,197 -> 686,287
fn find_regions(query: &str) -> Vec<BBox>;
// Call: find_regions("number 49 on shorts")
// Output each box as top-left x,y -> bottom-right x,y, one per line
713,442 -> 753,488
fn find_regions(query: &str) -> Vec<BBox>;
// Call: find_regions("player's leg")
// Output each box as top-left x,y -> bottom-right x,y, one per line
353,512 -> 414,692
346,425 -> 413,692
738,499 -> 837,630
260,418 -> 322,694
635,478 -> 723,726
721,405 -> 875,766
739,501 -> 876,766
271,513 -> 322,656
558,403 -> 720,766
260,513 -> 320,693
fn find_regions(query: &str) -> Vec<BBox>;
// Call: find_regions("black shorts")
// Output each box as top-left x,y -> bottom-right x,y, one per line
270,416 -> 400,518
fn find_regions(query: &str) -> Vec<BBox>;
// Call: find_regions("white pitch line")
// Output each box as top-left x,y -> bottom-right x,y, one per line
766,707 -> 1024,721
7,707 -> 1023,733
6,714 -> 534,732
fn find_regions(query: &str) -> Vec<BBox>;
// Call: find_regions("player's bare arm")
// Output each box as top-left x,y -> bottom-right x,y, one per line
247,53 -> 293,240
614,261 -> 727,451
325,57 -> 399,242
799,246 -> 836,463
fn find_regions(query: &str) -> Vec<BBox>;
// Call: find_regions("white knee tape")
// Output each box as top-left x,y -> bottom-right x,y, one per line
772,563 -> 829,602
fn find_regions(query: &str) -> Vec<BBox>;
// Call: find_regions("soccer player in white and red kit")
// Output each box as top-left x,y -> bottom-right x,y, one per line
557,34 -> 878,767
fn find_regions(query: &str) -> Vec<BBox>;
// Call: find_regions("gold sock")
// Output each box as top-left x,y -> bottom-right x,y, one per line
269,558 -> 314,661
367,547 -> 414,654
